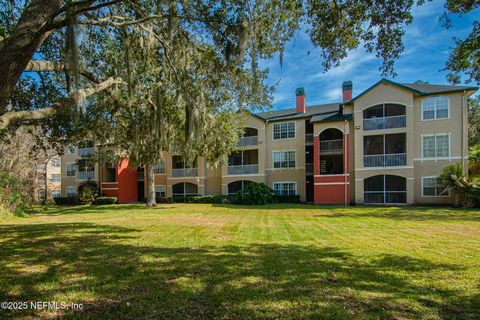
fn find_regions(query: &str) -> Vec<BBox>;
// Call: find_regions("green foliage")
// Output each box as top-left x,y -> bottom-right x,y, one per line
77,181 -> 99,204
92,197 -> 118,205
468,144 -> 480,177
231,183 -> 277,205
161,195 -> 229,204
0,170 -> 30,215
53,197 -> 78,205
440,163 -> 471,206
468,97 -> 480,146
276,195 -> 301,203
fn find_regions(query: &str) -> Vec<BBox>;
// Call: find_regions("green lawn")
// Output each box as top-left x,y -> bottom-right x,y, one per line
1,204 -> 479,319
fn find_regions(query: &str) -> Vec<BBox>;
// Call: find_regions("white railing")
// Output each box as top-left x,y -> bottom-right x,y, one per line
363,115 -> 406,131
172,168 -> 198,177
227,164 -> 259,175
77,147 -> 94,156
77,171 -> 95,180
305,134 -> 313,144
237,136 -> 258,147
364,191 -> 407,204
320,139 -> 343,152
364,153 -> 406,167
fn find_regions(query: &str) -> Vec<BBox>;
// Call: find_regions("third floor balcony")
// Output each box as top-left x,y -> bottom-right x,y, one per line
227,149 -> 258,175
363,103 -> 406,131
236,127 -> 258,147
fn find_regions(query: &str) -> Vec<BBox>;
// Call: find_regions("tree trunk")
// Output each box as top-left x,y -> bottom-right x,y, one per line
145,164 -> 156,207
0,0 -> 65,110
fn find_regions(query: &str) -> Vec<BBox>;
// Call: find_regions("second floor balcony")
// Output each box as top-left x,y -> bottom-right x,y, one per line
77,171 -> 95,180
172,168 -> 198,177
364,133 -> 406,167
227,164 -> 259,175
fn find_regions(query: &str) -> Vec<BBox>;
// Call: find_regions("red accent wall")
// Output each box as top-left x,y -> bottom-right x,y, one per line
313,132 -> 351,205
117,159 -> 138,203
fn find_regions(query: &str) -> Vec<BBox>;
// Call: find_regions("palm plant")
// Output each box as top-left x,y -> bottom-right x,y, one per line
440,163 -> 471,207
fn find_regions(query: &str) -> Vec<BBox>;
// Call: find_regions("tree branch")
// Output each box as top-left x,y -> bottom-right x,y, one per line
77,15 -> 162,27
0,77 -> 125,130
25,60 -> 66,72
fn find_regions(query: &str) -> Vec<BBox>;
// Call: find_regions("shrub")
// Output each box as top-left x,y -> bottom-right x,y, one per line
92,197 -> 118,205
0,170 -> 30,215
53,197 -> 78,205
276,195 -> 301,203
168,195 -> 229,204
77,181 -> 99,204
231,183 -> 277,205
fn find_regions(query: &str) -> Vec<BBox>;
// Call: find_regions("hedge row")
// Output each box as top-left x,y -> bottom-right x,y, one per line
54,196 -> 118,205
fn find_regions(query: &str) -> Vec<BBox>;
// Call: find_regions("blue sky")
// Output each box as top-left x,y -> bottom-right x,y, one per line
260,1 -> 478,110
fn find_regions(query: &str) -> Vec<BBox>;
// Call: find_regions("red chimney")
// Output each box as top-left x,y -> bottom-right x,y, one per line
342,81 -> 353,102
295,87 -> 306,113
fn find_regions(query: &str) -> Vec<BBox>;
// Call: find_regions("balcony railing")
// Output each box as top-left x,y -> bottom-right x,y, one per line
305,133 -> 313,144
77,147 -> 94,156
363,115 -> 406,131
236,136 -> 258,147
172,168 -> 198,177
320,139 -> 343,152
306,163 -> 313,175
77,171 -> 95,180
364,153 -> 406,167
227,164 -> 259,175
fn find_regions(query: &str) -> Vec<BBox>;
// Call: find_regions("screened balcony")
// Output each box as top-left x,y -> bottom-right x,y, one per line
236,127 -> 258,147
172,156 -> 198,177
172,182 -> 198,197
364,133 -> 406,167
364,175 -> 406,204
319,128 -> 344,175
228,150 -> 259,175
77,140 -> 95,156
363,103 -> 406,131
228,180 -> 254,195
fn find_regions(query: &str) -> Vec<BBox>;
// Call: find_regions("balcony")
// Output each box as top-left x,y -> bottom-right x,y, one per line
78,147 -> 94,157
320,139 -> 343,153
77,171 -> 95,180
236,136 -> 258,147
306,163 -> 313,175
364,153 -> 406,167
172,168 -> 198,177
363,115 -> 406,131
305,133 -> 313,144
227,164 -> 258,175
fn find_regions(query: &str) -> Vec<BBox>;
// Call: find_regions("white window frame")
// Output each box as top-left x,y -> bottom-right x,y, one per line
51,189 -> 61,198
273,150 -> 296,169
65,144 -> 76,154
421,96 -> 450,121
272,122 -> 296,140
51,158 -> 61,167
153,160 -> 166,174
155,185 -> 166,198
421,133 -> 451,160
66,162 -> 76,176
50,173 -> 61,182
66,186 -> 77,197
421,176 -> 450,197
273,182 -> 297,196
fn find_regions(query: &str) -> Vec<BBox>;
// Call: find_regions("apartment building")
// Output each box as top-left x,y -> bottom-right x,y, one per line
35,155 -> 62,202
60,79 -> 477,205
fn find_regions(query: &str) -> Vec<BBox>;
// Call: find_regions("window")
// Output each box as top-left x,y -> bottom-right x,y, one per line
66,163 -> 75,176
51,158 -> 60,167
172,182 -> 198,197
155,185 -> 166,198
38,190 -> 46,200
273,151 -> 295,168
273,122 -> 295,140
364,175 -> 406,204
273,182 -> 297,196
50,174 -> 61,182
66,186 -> 77,197
422,97 -> 449,120
153,160 -> 165,174
38,177 -> 45,185
65,145 -> 75,154
228,180 -> 254,195
51,189 -> 61,198
422,134 -> 450,159
422,177 -> 449,197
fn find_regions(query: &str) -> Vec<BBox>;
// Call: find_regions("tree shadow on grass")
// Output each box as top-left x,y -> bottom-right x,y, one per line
0,223 -> 478,319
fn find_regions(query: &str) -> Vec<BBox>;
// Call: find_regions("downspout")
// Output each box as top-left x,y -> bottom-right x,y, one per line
344,119 -> 348,207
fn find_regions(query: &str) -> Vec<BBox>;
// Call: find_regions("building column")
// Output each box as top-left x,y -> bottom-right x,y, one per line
313,135 -> 320,176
